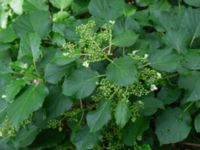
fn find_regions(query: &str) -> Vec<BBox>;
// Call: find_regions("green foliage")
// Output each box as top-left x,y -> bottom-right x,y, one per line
1,1 -> 200,149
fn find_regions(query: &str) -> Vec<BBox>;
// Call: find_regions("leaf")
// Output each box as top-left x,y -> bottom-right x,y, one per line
23,0 -> 48,12
141,97 -> 164,116
9,0 -> 23,15
163,28 -> 189,53
115,100 -> 130,128
179,72 -> 200,102
88,0 -> 125,23
13,10 -> 51,38
71,126 -> 100,150
50,0 -> 73,10
181,9 -> 200,46
19,33 -> 41,62
149,49 -> 181,72
182,50 -> 200,70
184,0 -> 200,7
7,84 -> 49,127
0,26 -> 17,43
45,86 -> 72,118
194,114 -> 200,132
52,51 -> 77,66
122,117 -> 149,146
45,63 -> 71,84
5,79 -> 26,103
63,68 -> 99,99
86,100 -> 112,132
13,124 -> 40,148
156,108 -> 191,145
113,31 -> 139,47
158,86 -> 181,105
106,56 -> 137,86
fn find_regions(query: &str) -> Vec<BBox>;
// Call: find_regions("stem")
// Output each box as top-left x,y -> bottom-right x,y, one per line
182,142 -> 200,148
183,102 -> 194,113
104,55 -> 113,63
108,27 -> 112,55
79,99 -> 84,125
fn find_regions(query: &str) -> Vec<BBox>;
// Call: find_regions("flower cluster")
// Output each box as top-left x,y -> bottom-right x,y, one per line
0,117 -> 16,137
62,20 -> 113,64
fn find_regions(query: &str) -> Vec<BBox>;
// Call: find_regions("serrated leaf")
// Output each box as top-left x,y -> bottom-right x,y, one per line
179,72 -> 200,102
183,50 -> 200,70
87,101 -> 112,132
45,86 -> 72,118
7,84 -> 49,127
72,126 -> 100,150
63,68 -> 99,99
19,33 -> 41,62
115,100 -> 130,128
113,31 -> 138,47
156,108 -> 191,145
149,49 -> 181,72
106,56 -> 137,86
44,63 -> 71,84
194,114 -> 200,132
5,79 -> 26,103
13,11 -> 51,38
89,0 -> 125,23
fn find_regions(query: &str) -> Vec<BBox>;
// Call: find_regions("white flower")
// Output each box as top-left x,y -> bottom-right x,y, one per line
21,63 -> 28,69
150,84 -> 158,91
144,54 -> 149,59
63,52 -> 70,57
1,95 -> 6,99
157,72 -> 162,79
109,20 -> 115,25
82,61 -> 89,68
132,50 -> 138,55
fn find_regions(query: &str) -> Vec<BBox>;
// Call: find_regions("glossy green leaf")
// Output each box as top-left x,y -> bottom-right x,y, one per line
89,0 -> 125,23
63,68 -> 99,99
115,100 -> 130,128
44,63 -> 71,84
149,49 -> 181,72
87,100 -> 112,132
5,79 -> 26,103
0,26 -> 17,43
13,124 -> 40,148
45,86 -> 72,118
179,72 -> 200,102
19,33 -> 41,62
156,108 -> 191,145
122,117 -> 149,146
72,126 -> 100,150
7,84 -> 49,126
23,0 -> 48,12
141,97 -> 164,116
113,31 -> 138,47
13,11 -> 51,38
106,56 -> 137,86
194,114 -> 200,132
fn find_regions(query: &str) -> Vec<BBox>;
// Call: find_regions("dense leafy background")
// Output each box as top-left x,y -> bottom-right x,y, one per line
1,0 -> 200,150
